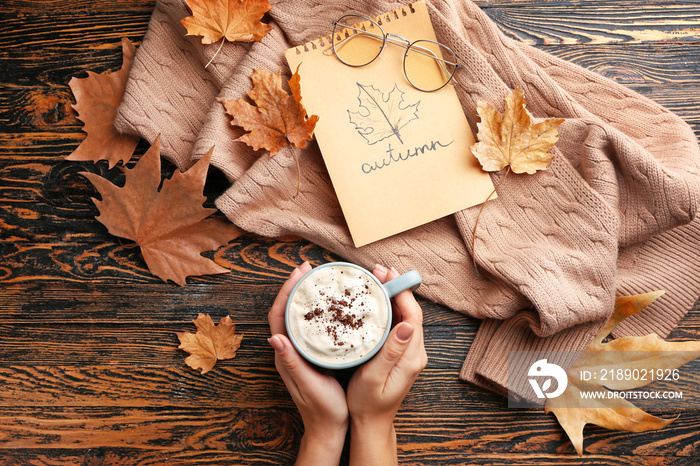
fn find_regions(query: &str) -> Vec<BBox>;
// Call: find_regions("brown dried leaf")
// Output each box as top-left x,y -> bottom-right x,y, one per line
181,0 -> 272,44
67,38 -> 140,168
471,86 -> 564,174
81,135 -> 243,285
220,66 -> 319,196
220,67 -> 318,154
545,291 -> 700,455
177,314 -> 243,374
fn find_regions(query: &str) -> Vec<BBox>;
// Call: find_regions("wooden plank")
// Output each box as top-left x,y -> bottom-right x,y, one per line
4,0 -> 155,12
0,362 -> 696,415
481,3 -> 700,46
0,319 -> 697,376
0,404 -> 697,458
545,44 -> 700,85
0,280 -> 472,326
0,365 -> 295,409
0,366 -> 498,409
0,324 -> 478,366
0,450 -> 689,466
0,1 -> 696,57
395,409 -> 700,458
0,236 -> 340,283
0,11 -> 151,52
0,449 -> 300,466
0,405 -> 304,453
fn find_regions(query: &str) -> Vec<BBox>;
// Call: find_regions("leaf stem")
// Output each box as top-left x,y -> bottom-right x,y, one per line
205,37 -> 226,69
290,144 -> 301,198
472,165 -> 511,275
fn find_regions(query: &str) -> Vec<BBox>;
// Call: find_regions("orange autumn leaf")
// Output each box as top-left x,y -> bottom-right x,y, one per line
220,66 -> 319,196
177,313 -> 243,374
221,67 -> 318,155
545,291 -> 700,456
68,37 -> 140,168
181,0 -> 272,44
81,135 -> 243,285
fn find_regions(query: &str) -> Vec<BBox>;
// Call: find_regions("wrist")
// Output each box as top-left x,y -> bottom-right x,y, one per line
350,415 -> 394,435
349,418 -> 397,466
296,423 -> 348,466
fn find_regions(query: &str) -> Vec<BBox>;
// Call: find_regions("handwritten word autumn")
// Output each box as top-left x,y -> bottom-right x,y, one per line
361,139 -> 453,174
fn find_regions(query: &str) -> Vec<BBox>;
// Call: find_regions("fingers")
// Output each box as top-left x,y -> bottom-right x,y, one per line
268,261 -> 312,336
374,265 -> 423,327
365,321 -> 415,381
393,285 -> 423,326
374,265 -> 427,382
372,263 -> 390,283
268,333 -> 314,397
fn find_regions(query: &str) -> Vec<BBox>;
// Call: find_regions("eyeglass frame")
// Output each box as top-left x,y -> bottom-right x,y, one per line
325,14 -> 462,92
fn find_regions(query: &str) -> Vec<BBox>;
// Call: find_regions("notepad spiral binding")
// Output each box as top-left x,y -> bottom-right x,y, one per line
291,2 -> 418,56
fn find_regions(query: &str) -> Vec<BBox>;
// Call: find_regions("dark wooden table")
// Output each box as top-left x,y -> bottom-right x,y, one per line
2,0 -> 699,464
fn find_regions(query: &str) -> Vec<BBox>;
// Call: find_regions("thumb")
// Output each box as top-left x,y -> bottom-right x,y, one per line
268,334 -> 306,373
370,322 -> 414,377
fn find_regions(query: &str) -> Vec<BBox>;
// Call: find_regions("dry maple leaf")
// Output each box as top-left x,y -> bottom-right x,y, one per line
67,38 -> 140,168
545,291 -> 700,455
471,86 -> 565,175
470,87 -> 565,271
181,0 -> 272,66
220,66 -> 319,197
177,313 -> 243,374
81,135 -> 243,285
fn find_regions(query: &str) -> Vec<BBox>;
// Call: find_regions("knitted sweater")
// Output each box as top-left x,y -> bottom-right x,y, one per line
115,0 -> 700,400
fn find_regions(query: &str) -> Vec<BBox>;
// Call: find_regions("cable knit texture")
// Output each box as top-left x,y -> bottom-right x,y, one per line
115,0 -> 700,400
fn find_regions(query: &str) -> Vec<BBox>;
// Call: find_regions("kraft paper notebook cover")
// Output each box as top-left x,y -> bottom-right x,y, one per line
285,1 -> 494,247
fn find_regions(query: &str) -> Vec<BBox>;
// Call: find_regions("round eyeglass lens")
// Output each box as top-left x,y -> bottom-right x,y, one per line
332,15 -> 385,67
404,40 -> 458,91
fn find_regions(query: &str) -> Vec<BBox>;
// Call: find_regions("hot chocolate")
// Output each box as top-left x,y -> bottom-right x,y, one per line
286,264 -> 390,367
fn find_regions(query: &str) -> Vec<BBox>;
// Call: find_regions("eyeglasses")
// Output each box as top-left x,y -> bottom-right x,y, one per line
325,14 -> 461,92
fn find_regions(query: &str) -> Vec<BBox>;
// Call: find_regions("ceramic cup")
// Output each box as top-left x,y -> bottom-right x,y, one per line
285,261 -> 422,370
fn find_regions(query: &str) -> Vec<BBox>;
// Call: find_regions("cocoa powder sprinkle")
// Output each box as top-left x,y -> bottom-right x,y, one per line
305,289 -> 367,345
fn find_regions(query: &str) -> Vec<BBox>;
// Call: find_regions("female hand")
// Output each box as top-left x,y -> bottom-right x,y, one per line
268,262 -> 348,465
346,265 -> 428,466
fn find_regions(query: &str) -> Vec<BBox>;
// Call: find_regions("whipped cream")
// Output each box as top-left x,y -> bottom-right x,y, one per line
287,265 -> 389,366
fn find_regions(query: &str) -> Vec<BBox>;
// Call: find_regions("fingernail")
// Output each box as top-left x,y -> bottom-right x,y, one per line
268,336 -> 285,353
396,323 -> 414,343
374,263 -> 388,274
289,267 -> 301,280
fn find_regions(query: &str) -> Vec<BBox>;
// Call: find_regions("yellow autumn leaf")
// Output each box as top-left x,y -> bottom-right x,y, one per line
545,291 -> 700,455
181,0 -> 272,44
471,86 -> 564,174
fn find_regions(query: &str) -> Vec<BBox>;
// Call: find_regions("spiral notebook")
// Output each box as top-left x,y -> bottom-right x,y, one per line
285,1 -> 494,247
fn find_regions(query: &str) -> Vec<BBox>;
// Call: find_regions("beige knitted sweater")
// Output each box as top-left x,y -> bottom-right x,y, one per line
115,0 -> 700,399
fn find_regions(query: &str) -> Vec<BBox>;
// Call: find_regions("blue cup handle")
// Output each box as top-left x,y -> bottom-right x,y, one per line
383,270 -> 422,298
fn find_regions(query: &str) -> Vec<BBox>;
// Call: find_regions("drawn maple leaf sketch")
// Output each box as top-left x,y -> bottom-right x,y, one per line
348,83 -> 420,145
